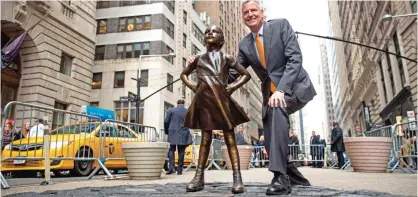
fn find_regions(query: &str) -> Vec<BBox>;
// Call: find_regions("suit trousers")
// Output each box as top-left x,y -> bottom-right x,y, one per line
263,93 -> 310,186
168,145 -> 187,172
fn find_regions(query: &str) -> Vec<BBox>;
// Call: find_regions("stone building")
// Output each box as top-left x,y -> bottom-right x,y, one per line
328,1 -> 417,135
1,1 -> 96,128
193,0 -> 263,142
319,44 -> 335,139
92,1 -> 206,131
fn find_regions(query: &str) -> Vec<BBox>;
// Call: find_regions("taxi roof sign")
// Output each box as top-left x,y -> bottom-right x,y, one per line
81,105 -> 115,121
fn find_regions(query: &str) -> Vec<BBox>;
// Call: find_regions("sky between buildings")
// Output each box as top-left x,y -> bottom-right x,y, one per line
264,0 -> 330,137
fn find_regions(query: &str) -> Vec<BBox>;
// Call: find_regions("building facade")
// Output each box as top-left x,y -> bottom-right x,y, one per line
319,44 -> 335,140
1,1 -> 96,128
92,1 -> 206,131
193,0 -> 263,142
327,16 -> 343,134
328,1 -> 417,135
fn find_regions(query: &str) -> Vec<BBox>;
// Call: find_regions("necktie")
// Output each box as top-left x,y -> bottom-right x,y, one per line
255,33 -> 276,93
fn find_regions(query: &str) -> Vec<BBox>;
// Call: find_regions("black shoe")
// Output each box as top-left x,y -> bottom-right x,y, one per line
177,171 -> 182,175
166,170 -> 175,175
266,174 -> 291,195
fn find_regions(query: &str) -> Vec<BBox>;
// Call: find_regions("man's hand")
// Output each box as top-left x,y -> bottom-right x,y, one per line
268,91 -> 287,108
330,141 -> 334,144
187,56 -> 196,65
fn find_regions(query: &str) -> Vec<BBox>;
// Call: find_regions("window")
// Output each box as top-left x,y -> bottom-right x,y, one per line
164,46 -> 174,64
167,1 -> 175,13
52,102 -> 67,130
183,11 -> 187,24
90,102 -> 99,107
192,23 -> 204,44
412,1 -> 417,13
165,19 -> 175,38
114,71 -> 125,88
92,73 -> 102,89
97,19 -> 107,34
115,101 -> 144,124
182,83 -> 186,98
120,0 -> 151,6
95,46 -> 105,60
192,44 -> 200,55
385,48 -> 396,96
393,32 -> 405,86
119,15 -> 151,32
60,53 -> 72,76
183,33 -> 187,48
117,42 -> 150,59
379,61 -> 388,103
164,102 -> 174,119
140,69 -> 149,87
182,58 -> 187,68
96,0 -> 109,9
167,74 -> 173,92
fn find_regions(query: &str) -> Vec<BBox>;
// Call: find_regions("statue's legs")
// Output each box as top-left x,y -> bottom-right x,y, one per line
223,129 -> 244,193
186,130 -> 212,192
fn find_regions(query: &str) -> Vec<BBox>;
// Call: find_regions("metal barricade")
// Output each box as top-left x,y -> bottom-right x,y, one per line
250,146 -> 269,168
90,119 -> 158,179
288,144 -> 326,166
390,121 -> 417,173
363,125 -> 392,137
1,101 -> 102,188
206,139 -> 225,170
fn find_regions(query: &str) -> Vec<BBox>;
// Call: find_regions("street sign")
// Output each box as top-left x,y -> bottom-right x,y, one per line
120,92 -> 139,102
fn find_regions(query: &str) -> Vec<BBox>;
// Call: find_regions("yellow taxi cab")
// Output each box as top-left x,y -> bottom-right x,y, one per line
1,121 -> 145,177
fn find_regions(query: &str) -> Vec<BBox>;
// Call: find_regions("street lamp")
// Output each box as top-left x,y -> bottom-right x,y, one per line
381,13 -> 417,22
134,53 -> 176,124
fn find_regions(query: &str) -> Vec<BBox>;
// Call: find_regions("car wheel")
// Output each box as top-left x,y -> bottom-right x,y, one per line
71,147 -> 93,176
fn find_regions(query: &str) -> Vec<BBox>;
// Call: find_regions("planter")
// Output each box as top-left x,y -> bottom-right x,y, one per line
344,137 -> 392,173
122,142 -> 169,180
222,145 -> 254,170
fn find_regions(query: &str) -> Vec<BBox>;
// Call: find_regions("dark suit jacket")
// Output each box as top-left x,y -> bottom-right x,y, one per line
235,132 -> 246,145
229,19 -> 316,118
331,127 -> 345,152
164,106 -> 192,145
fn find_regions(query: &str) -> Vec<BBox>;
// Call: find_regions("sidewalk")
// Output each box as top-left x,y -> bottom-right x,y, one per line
2,167 -> 417,196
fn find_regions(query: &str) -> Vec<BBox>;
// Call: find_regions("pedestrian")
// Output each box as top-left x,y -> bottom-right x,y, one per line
331,121 -> 345,169
164,99 -> 193,175
187,1 -> 316,195
235,126 -> 246,145
181,24 -> 251,194
310,131 -> 320,168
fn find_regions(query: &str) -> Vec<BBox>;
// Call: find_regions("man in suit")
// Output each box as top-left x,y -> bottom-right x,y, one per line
187,0 -> 315,195
231,0 -> 316,195
235,126 -> 246,145
331,121 -> 345,169
164,99 -> 192,175
310,131 -> 320,168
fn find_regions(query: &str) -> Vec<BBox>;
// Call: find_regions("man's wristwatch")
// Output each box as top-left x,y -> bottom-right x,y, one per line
277,90 -> 284,94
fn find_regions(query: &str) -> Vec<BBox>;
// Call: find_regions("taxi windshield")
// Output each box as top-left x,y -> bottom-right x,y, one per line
50,123 -> 100,135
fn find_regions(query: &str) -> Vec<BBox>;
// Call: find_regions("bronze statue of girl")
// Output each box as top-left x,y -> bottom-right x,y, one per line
180,25 -> 251,194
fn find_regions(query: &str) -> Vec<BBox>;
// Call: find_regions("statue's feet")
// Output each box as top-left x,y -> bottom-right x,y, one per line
186,169 -> 205,192
232,170 -> 244,194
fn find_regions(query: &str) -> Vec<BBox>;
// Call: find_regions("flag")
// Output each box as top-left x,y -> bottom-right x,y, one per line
1,32 -> 27,70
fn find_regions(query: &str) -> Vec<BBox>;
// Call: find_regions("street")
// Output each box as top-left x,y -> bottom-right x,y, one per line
2,168 -> 416,196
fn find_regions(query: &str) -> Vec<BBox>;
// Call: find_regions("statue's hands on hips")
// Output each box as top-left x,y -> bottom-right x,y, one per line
187,56 -> 196,66
191,84 -> 198,92
268,91 -> 287,108
226,86 -> 235,95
